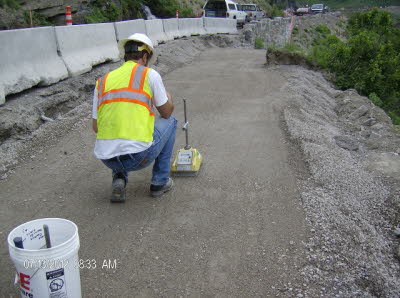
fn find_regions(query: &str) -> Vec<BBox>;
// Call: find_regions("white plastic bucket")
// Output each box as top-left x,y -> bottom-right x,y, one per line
8,218 -> 81,298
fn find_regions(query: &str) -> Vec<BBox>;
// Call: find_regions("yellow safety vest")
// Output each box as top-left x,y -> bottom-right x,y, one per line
96,61 -> 155,142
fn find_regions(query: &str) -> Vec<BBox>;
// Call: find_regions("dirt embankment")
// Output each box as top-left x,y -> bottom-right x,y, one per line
275,63 -> 400,296
263,15 -> 400,291
262,13 -> 400,294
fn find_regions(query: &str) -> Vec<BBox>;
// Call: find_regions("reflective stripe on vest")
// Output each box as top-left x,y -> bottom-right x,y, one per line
96,61 -> 155,142
97,64 -> 152,114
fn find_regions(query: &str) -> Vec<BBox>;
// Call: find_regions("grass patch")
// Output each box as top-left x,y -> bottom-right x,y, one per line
268,43 -> 305,55
0,0 -> 19,9
255,37 -> 265,49
23,11 -> 52,27
85,0 -> 122,23
282,43 -> 304,54
388,111 -> 400,125
145,0 -> 194,18
314,24 -> 331,35
369,93 -> 383,107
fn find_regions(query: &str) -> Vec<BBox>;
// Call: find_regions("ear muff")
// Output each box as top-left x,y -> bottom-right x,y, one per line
138,44 -> 152,56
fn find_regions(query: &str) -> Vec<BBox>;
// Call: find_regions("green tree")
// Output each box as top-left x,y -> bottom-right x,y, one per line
144,0 -> 194,18
308,9 -> 400,124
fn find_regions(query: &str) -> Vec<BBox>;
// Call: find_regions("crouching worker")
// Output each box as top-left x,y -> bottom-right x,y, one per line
92,33 -> 177,202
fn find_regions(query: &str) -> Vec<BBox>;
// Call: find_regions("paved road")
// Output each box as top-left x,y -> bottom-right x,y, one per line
0,48 -> 308,296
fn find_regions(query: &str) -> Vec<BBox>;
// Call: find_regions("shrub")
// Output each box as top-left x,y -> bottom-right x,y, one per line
314,24 -> 331,35
144,0 -> 194,18
179,5 -> 194,18
85,7 -> 110,23
255,37 -> 265,49
0,0 -> 19,9
282,43 -> 304,54
388,111 -> 400,125
307,9 -> 400,124
121,0 -> 143,20
85,0 -> 122,23
268,4 -> 284,18
369,92 -> 383,107
336,20 -> 345,28
307,34 -> 343,68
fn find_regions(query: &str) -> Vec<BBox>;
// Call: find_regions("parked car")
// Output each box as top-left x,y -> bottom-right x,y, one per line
241,4 -> 264,21
203,0 -> 246,27
236,4 -> 249,22
310,3 -> 325,14
294,7 -> 310,16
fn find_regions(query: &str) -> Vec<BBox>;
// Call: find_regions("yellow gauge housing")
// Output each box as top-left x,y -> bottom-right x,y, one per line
171,148 -> 202,176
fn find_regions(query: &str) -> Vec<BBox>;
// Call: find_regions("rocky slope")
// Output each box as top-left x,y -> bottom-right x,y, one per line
0,0 -> 97,29
278,64 -> 400,296
0,0 -> 204,30
290,12 -> 347,53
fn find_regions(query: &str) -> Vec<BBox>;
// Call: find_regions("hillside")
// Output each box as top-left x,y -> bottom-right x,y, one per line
298,0 -> 400,9
0,0 -> 399,29
0,0 -> 203,29
0,0 -> 397,30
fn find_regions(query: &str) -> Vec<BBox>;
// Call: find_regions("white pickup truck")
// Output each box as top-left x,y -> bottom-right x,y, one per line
242,4 -> 264,21
203,0 -> 246,27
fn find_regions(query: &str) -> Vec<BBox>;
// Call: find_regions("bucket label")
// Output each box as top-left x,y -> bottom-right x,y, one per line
46,268 -> 67,298
19,272 -> 33,297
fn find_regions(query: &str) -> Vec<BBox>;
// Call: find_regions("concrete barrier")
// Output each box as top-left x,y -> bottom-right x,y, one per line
178,18 -> 206,37
162,18 -> 181,40
114,19 -> 146,41
0,17 -> 239,105
145,19 -> 168,46
203,18 -> 237,34
55,23 -> 119,76
0,27 -> 69,105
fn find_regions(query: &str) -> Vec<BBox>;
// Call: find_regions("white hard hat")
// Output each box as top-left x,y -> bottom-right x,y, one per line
118,33 -> 157,65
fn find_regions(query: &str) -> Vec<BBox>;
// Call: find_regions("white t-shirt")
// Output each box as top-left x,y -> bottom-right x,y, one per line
92,67 -> 168,160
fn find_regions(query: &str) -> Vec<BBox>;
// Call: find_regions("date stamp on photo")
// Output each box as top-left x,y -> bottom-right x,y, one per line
23,258 -> 119,270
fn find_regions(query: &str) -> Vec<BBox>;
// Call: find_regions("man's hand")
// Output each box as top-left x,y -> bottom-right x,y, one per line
92,119 -> 98,133
157,92 -> 174,119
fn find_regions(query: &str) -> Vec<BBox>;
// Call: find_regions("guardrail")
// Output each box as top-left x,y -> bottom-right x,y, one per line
0,17 -> 238,105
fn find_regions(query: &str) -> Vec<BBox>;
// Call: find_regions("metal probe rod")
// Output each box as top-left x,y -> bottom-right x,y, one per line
183,99 -> 190,149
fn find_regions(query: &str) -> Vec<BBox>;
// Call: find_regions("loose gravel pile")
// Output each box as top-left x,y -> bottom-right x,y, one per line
280,65 -> 400,297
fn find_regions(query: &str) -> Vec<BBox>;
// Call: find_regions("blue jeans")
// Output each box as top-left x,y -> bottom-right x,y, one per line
101,116 -> 177,186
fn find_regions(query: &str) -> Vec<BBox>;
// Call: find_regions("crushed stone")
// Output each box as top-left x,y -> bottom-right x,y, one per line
280,65 -> 400,297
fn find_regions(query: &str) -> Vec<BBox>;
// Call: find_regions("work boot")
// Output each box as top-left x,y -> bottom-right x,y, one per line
111,178 -> 126,203
150,178 -> 174,198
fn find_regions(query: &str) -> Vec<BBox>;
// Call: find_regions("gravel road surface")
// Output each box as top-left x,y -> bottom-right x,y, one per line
0,48 -> 308,296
